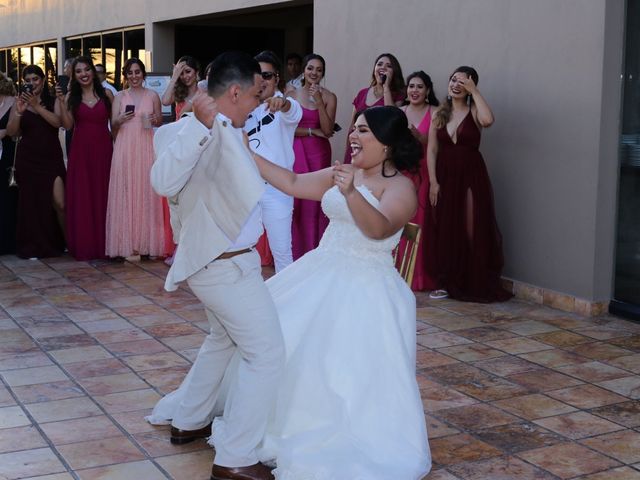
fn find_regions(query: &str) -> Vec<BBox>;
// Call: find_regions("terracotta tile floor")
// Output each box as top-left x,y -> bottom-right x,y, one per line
1,255 -> 640,480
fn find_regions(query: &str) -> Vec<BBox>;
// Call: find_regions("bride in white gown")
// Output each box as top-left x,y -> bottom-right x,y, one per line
254,105 -> 430,479
148,106 -> 431,480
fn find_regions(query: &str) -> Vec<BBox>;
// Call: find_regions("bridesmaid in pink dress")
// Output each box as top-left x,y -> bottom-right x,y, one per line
160,56 -> 201,263
286,54 -> 338,259
58,56 -> 114,261
400,71 -> 440,291
343,53 -> 405,164
106,58 -> 165,258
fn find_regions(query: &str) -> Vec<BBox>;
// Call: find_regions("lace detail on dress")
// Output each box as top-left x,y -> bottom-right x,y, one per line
317,186 -> 402,266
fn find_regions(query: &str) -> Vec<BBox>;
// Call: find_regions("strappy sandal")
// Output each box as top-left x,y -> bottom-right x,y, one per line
429,289 -> 449,299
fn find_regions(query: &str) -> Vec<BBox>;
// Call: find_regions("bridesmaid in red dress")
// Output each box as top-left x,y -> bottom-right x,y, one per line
400,71 -> 439,291
287,54 -> 337,259
427,66 -> 511,303
160,55 -> 201,263
58,56 -> 114,261
343,53 -> 405,164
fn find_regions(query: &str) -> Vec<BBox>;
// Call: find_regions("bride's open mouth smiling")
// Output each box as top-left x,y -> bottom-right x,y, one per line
350,142 -> 362,157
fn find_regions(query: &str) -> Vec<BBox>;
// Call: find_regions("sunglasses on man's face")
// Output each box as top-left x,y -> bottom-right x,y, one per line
261,71 -> 277,80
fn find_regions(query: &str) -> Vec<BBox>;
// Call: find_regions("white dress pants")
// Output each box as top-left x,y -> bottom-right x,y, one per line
176,250 -> 285,467
260,187 -> 294,272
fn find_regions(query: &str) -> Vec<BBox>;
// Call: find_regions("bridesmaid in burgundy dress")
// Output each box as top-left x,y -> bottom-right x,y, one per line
287,54 -> 337,259
0,73 -> 17,254
400,71 -> 439,292
343,53 -> 405,164
6,65 -> 65,259
58,56 -> 114,261
427,66 -> 511,303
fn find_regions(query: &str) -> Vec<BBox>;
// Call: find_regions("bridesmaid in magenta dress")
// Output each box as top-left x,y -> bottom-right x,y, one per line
287,54 -> 337,259
343,53 -> 405,164
400,71 -> 440,292
6,65 -> 65,259
427,66 -> 511,303
58,56 -> 114,261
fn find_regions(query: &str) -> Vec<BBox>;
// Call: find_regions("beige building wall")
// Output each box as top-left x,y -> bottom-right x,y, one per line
319,0 -> 625,302
0,0 -> 626,302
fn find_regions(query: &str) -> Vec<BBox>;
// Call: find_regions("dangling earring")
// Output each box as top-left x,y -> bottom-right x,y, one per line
446,95 -> 452,102
466,94 -> 471,106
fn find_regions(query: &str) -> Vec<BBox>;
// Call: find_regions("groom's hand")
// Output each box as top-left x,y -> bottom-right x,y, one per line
192,91 -> 217,129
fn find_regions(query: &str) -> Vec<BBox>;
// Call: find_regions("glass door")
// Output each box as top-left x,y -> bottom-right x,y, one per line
611,0 -> 640,320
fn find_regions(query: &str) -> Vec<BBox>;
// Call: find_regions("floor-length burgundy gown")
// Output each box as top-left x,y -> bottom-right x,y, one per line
433,110 -> 511,302
65,99 -> 113,260
15,103 -> 65,259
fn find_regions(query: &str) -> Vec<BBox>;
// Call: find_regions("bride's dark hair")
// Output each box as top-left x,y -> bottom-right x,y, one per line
358,106 -> 422,176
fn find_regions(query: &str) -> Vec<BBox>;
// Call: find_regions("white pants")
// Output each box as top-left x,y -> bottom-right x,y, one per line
260,188 -> 294,273
175,250 -> 285,467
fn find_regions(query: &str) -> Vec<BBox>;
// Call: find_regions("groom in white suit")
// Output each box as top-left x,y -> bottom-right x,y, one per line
150,52 -> 284,480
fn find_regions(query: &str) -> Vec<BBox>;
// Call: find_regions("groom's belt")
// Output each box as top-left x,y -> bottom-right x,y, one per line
215,247 -> 253,260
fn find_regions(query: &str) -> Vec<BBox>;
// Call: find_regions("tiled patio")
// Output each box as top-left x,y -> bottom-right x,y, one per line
0,255 -> 639,480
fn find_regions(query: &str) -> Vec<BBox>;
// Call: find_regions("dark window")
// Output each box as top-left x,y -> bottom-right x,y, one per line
83,35 -> 101,65
8,48 -> 18,82
124,28 -> 145,61
65,38 -> 82,62
0,50 -> 6,76
103,31 -> 123,88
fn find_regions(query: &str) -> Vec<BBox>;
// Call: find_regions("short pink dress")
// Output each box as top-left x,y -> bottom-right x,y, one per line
105,88 -> 166,257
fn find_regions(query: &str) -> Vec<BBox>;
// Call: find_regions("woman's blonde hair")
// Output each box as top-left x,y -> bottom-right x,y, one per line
0,71 -> 16,96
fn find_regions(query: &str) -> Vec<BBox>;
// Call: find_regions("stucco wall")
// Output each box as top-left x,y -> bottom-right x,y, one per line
317,0 -> 624,301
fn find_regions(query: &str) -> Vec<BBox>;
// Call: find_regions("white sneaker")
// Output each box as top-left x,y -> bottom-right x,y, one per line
429,289 -> 448,299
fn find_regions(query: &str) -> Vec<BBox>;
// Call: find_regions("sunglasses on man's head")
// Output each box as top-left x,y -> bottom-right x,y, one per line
261,71 -> 277,80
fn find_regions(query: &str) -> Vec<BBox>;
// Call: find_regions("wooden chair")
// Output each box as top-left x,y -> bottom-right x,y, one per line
393,222 -> 422,286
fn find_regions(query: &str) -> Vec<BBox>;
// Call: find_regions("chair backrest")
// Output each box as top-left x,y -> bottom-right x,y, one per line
393,222 -> 421,286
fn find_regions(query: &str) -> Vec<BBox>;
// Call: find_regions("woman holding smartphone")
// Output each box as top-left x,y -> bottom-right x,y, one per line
6,65 -> 65,259
57,56 -> 113,261
105,58 -> 166,259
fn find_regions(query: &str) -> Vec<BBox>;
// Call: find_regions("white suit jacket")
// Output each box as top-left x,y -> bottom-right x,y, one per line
151,114 -> 266,291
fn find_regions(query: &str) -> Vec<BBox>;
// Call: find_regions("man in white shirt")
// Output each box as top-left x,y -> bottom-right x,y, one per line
149,52 -> 283,480
245,51 -> 302,272
285,52 -> 303,91
94,63 -> 118,96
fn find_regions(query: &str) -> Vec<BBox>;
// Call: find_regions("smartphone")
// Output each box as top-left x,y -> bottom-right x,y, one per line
380,73 -> 387,85
20,83 -> 33,95
124,104 -> 135,114
57,75 -> 70,95
333,123 -> 342,132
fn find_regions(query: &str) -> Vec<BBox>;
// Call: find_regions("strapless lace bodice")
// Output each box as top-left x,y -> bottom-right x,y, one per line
317,186 -> 402,266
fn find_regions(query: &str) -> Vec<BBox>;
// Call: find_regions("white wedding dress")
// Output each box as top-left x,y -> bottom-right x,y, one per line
258,185 -> 430,479
148,185 -> 431,479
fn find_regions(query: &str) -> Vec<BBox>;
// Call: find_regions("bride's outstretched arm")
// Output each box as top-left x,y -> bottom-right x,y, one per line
251,152 -> 334,201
